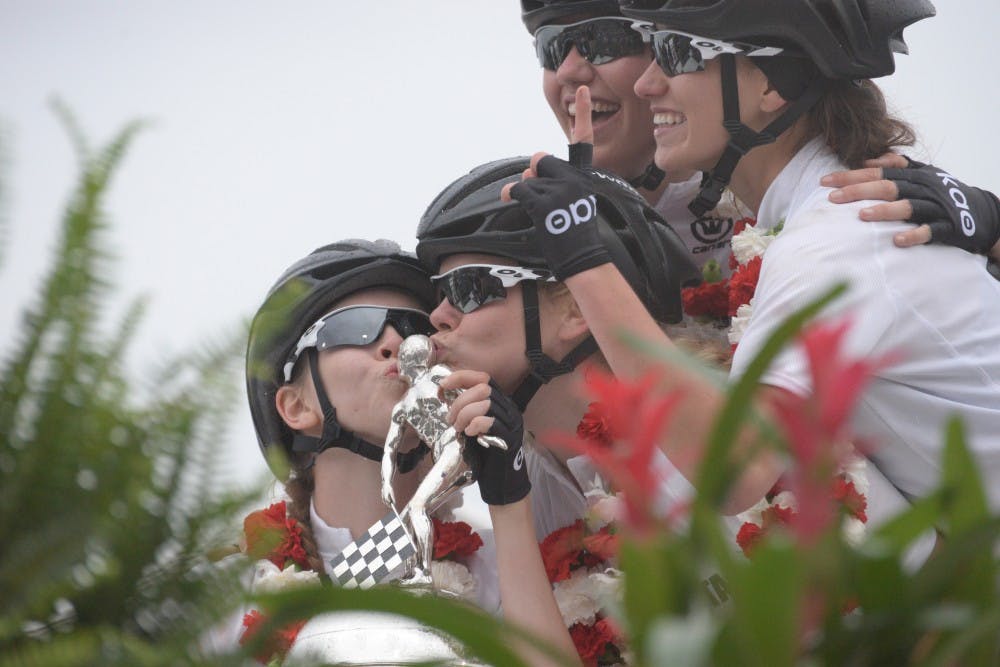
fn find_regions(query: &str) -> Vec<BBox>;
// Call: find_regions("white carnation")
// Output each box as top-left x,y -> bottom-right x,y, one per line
842,456 -> 869,496
728,302 -> 754,345
735,495 -> 770,526
771,490 -> 798,512
553,568 -> 622,627
843,517 -> 866,546
430,560 -> 477,601
586,493 -> 625,532
253,561 -> 321,593
731,226 -> 775,266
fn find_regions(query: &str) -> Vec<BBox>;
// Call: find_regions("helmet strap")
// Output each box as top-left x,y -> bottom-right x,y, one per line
292,348 -> 428,473
629,162 -> 666,191
688,54 -> 828,217
512,281 -> 599,410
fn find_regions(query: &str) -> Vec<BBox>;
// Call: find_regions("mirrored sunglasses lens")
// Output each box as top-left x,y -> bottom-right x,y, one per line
654,32 -> 703,76
535,26 -> 567,70
390,310 -> 434,337
536,20 -> 644,70
317,307 -> 387,349
436,269 -> 506,314
579,21 -> 644,65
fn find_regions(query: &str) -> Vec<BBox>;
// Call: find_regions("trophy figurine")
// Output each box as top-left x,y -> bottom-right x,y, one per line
381,334 -> 507,586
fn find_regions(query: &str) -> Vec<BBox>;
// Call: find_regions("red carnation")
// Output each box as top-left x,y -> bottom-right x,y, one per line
539,521 -> 603,583
432,518 -> 483,561
577,402 -> 613,447
569,616 -> 621,666
582,526 -> 620,561
243,501 -> 310,570
736,521 -> 764,556
736,504 -> 797,558
239,609 -> 307,665
682,280 -> 731,319
833,477 -> 868,523
728,255 -> 762,316
540,522 -> 586,583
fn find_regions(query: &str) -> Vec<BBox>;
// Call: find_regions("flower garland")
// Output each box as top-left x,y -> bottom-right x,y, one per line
726,218 -> 782,349
238,500 -> 483,665
735,463 -> 869,558
533,407 -> 630,667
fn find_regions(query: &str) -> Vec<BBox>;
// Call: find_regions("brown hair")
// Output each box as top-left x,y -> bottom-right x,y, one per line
283,470 -> 327,575
803,79 -> 916,169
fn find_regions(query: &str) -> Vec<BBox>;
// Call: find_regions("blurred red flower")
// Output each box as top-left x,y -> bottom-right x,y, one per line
239,609 -> 307,665
569,616 -> 623,666
539,520 -> 605,583
770,318 -> 893,545
243,501 -> 310,570
549,370 -> 680,535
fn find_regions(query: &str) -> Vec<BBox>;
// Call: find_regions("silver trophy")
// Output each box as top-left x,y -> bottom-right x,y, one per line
381,334 -> 507,586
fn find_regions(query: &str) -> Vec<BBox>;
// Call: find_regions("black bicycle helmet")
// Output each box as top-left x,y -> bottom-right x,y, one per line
620,0 -> 935,216
522,0 -> 623,35
620,0 -> 935,80
416,157 -> 699,408
247,239 -> 436,477
417,156 -> 698,322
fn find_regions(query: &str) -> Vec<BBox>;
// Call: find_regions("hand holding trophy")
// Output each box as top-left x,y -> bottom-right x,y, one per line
381,334 -> 508,587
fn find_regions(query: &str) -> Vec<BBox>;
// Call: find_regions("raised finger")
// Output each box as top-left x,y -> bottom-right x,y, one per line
858,200 -> 914,222
571,85 -> 594,145
828,180 -> 899,204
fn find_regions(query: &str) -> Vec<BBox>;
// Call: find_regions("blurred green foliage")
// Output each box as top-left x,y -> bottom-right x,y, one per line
0,105 -> 256,666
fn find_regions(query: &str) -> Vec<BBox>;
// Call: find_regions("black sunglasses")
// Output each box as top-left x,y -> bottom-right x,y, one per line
631,23 -> 784,77
534,17 -> 647,71
283,305 -> 434,381
431,264 -> 556,315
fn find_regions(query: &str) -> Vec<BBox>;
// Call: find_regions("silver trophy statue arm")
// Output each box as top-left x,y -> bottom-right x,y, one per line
381,408 -> 406,511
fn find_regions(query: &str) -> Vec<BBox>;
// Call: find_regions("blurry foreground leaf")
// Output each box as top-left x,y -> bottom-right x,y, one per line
0,104 -> 255,666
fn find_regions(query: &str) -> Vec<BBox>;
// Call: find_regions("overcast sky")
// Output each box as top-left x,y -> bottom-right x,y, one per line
2,1 -> 998,490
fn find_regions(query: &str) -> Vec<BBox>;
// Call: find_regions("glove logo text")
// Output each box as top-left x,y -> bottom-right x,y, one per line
544,195 -> 598,235
937,171 -> 976,237
512,449 -> 524,471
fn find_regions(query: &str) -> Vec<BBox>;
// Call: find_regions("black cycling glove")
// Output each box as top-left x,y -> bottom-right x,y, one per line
883,159 -> 1000,255
463,381 -> 530,506
509,150 -> 612,281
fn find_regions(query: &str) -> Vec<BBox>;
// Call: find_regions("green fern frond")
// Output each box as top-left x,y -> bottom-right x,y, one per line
0,106 -> 254,665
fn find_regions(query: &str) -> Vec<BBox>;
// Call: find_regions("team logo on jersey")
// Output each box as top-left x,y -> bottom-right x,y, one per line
691,216 -> 734,244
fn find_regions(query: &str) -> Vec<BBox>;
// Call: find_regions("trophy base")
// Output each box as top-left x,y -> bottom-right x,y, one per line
395,569 -> 435,593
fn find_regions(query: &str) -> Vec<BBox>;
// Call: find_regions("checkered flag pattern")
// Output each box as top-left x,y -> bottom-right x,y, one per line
328,510 -> 416,589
